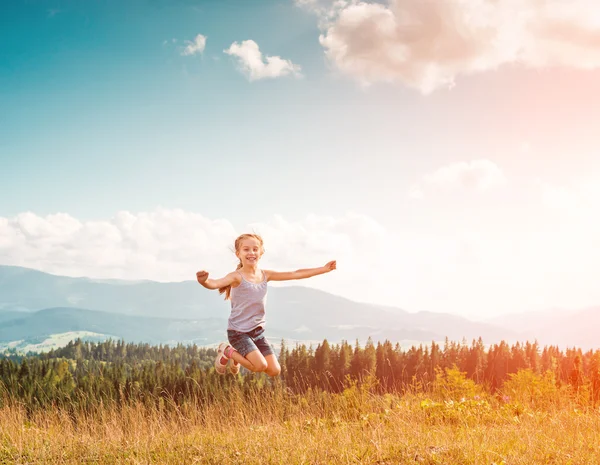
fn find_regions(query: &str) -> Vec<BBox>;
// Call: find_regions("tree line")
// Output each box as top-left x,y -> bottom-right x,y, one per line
1,337 -> 600,412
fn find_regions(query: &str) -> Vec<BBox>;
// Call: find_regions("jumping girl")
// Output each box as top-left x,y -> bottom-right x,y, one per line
196,233 -> 336,376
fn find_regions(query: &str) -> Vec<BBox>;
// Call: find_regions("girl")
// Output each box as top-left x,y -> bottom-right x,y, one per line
196,233 -> 336,376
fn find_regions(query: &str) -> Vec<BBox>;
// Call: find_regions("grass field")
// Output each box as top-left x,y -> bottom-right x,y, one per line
2,382 -> 600,465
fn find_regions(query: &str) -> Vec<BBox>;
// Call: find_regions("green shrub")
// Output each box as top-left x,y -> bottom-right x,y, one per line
501,369 -> 560,410
433,365 -> 482,401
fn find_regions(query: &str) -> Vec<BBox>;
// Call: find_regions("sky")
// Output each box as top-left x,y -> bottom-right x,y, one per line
2,0 -> 600,320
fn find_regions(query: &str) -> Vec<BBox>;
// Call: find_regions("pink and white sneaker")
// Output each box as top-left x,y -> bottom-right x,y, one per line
229,357 -> 240,375
214,342 -> 231,375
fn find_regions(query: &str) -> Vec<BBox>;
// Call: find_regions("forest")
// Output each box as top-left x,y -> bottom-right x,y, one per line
2,337 -> 599,412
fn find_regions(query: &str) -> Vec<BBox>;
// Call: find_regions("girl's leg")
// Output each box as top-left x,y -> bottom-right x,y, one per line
251,327 -> 280,377
264,354 -> 281,377
228,348 -> 268,373
225,328 -> 277,374
227,330 -> 266,373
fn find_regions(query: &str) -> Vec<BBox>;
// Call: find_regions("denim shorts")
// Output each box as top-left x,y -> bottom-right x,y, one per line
227,326 -> 274,358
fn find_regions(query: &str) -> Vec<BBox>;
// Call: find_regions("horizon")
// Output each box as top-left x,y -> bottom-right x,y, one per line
2,0 -> 600,320
1,263 -> 595,324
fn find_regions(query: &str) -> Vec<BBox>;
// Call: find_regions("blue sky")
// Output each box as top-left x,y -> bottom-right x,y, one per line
2,0 -> 600,318
2,0 -> 327,221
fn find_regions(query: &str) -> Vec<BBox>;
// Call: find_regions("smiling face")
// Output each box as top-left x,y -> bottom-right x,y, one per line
235,236 -> 264,267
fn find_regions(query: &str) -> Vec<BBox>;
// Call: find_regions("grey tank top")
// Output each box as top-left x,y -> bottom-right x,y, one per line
228,269 -> 268,332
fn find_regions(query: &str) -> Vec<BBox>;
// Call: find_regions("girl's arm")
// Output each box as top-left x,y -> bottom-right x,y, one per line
265,260 -> 336,282
196,270 -> 240,290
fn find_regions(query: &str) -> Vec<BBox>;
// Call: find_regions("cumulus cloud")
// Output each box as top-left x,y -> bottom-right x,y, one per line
409,159 -> 506,199
0,209 -> 411,310
295,0 -> 345,21
248,212 -> 387,273
181,34 -> 206,56
2,207 -> 600,317
0,210 -> 236,282
0,210 -> 380,285
224,40 -> 302,81
297,0 -> 600,93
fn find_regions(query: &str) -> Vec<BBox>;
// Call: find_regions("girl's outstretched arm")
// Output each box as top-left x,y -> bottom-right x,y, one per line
265,260 -> 336,282
196,270 -> 240,290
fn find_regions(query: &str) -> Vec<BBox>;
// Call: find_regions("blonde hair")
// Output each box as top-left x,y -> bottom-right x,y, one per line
219,233 -> 265,300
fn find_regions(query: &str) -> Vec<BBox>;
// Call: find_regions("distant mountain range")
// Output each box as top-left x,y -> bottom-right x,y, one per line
487,307 -> 600,350
0,331 -> 111,354
0,265 -> 597,350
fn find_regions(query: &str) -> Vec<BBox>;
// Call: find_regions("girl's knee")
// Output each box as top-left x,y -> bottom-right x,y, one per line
252,360 -> 268,372
265,366 -> 281,377
265,361 -> 281,377
246,351 -> 268,372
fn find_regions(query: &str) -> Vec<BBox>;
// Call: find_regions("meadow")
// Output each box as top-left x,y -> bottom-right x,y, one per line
2,339 -> 600,464
2,372 -> 600,464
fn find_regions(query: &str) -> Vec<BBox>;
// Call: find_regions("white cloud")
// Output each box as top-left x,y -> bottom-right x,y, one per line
248,212 -> 387,274
295,0 -> 347,22
2,207 -> 600,318
0,209 -> 236,282
0,210 -> 380,285
410,159 -> 506,198
224,40 -> 302,81
0,209 -> 394,310
181,34 -> 207,56
298,0 -> 600,93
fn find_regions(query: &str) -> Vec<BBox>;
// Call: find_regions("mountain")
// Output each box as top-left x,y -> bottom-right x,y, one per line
0,307 -> 227,345
0,265 -> 225,318
488,306 -> 600,349
0,310 -> 27,323
266,287 -> 513,343
0,265 -> 519,347
0,331 -> 113,354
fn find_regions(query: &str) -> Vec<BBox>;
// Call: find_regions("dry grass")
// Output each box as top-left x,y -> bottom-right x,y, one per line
1,388 -> 600,464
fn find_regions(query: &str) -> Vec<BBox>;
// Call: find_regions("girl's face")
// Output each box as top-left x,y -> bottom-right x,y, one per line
236,238 -> 263,266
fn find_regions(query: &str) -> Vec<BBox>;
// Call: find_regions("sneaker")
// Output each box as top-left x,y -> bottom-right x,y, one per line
229,357 -> 240,375
214,342 -> 230,375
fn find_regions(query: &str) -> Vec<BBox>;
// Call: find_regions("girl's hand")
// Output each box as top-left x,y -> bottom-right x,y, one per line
324,260 -> 337,272
196,270 -> 209,284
